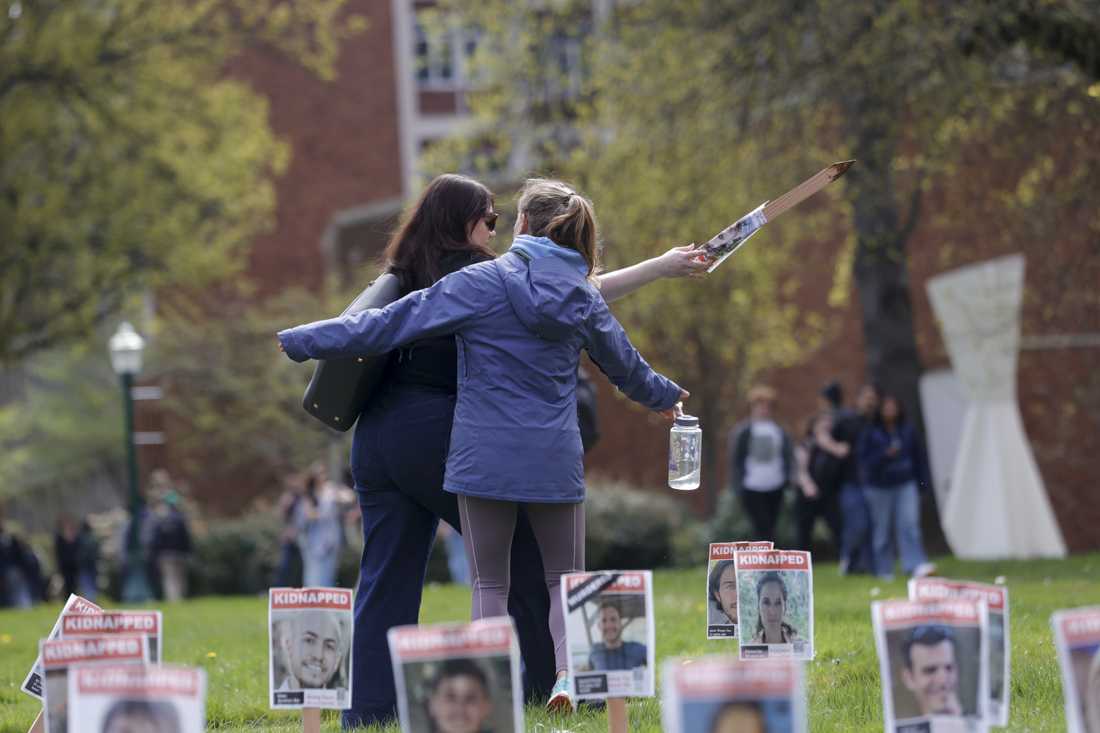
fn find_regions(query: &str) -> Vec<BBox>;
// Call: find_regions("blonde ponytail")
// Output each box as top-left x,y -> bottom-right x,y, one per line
517,179 -> 600,275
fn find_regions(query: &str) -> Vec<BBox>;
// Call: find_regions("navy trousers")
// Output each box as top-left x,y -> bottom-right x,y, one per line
341,387 -> 556,729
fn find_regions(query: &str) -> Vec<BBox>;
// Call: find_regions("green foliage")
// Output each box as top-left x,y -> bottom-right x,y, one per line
144,285 -> 353,505
585,481 -> 703,570
2,555 -> 1099,731
0,0 -> 365,362
0,338 -> 125,501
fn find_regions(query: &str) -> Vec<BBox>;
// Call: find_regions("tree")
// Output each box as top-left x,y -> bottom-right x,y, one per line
0,0 -> 364,363
434,0 -> 1100,501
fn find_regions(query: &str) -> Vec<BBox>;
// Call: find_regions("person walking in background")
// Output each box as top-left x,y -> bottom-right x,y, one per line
151,491 -> 193,602
793,412 -> 844,554
293,463 -> 347,588
274,474 -> 305,587
857,391 -> 936,580
0,512 -> 38,608
832,383 -> 878,575
728,386 -> 793,545
54,514 -> 99,601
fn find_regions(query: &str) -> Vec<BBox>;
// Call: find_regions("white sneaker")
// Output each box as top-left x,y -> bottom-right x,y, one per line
913,562 -> 937,578
546,675 -> 575,714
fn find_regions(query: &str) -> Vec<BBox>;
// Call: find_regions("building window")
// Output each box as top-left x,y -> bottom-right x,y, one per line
415,21 -> 481,90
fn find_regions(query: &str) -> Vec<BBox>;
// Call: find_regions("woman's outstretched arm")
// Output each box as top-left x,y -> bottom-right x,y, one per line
596,245 -> 711,303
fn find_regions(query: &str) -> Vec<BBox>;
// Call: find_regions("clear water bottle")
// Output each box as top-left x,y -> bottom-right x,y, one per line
669,414 -> 702,491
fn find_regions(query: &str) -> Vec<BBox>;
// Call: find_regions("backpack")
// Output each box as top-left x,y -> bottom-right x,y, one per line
576,368 -> 600,454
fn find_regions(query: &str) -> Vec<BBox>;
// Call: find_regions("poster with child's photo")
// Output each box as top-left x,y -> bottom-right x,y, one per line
661,655 -> 806,733
22,594 -> 102,700
1051,606 -> 1100,733
734,551 -> 814,660
872,599 -> 990,733
388,616 -> 523,733
562,570 -> 655,699
268,587 -> 353,709
60,610 -> 162,664
708,542 -> 774,639
66,664 -> 206,733
910,578 -> 1010,726
40,636 -> 148,733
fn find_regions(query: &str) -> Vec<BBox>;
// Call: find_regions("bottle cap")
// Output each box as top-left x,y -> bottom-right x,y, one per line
674,414 -> 699,427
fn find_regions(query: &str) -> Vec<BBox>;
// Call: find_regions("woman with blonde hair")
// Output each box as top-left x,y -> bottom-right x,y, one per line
280,177 -> 691,714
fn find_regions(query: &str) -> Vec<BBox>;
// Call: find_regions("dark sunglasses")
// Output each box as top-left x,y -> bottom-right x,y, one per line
483,212 -> 499,231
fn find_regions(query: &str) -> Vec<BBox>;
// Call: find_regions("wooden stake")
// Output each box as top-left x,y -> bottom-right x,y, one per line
303,707 -> 321,733
26,711 -> 44,733
607,697 -> 628,733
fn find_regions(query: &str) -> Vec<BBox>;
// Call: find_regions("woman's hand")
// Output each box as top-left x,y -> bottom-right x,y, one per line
277,338 -> 285,353
657,390 -> 691,420
656,245 -> 712,278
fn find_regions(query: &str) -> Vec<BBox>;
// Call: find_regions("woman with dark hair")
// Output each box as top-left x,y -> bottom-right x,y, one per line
856,392 -> 935,580
750,572 -> 799,644
291,174 -> 707,729
707,559 -> 738,626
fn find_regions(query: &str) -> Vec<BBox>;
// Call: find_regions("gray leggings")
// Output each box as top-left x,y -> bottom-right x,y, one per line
457,495 -> 585,674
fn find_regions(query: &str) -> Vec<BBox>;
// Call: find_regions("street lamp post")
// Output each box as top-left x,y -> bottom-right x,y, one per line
109,321 -> 153,603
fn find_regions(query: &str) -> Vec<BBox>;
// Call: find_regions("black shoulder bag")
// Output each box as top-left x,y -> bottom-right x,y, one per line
301,272 -> 402,431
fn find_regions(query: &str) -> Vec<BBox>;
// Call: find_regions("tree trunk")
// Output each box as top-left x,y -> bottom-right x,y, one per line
843,95 -> 948,550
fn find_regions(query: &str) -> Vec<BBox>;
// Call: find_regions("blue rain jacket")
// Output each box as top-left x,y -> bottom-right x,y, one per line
279,235 -> 682,503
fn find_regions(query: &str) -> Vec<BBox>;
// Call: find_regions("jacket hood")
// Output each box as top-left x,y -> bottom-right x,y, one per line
504,235 -> 593,341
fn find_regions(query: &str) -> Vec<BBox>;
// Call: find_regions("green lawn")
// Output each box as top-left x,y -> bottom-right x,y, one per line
2,554 -> 1097,732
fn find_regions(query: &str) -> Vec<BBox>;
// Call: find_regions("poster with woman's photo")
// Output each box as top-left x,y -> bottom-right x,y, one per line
562,570 -> 656,699
60,610 -> 162,664
387,616 -> 523,733
268,587 -> 353,709
39,636 -> 148,733
734,551 -> 814,660
66,664 -> 206,733
910,578 -> 1010,726
1051,606 -> 1100,733
661,656 -> 806,733
872,599 -> 990,733
707,542 -> 774,639
22,594 -> 102,700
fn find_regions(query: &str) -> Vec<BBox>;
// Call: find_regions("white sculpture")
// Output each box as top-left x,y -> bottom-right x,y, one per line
926,254 -> 1066,558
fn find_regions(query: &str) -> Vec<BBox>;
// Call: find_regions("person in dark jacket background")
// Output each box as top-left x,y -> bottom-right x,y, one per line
54,514 -> 99,601
728,385 -> 793,544
151,491 -> 193,601
857,391 -> 936,580
832,383 -> 878,575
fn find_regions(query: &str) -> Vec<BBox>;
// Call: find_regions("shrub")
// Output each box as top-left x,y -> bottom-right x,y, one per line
584,480 -> 703,570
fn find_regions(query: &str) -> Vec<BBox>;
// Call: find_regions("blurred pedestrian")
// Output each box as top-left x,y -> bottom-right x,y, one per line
728,385 -> 793,544
274,474 -> 305,587
793,412 -> 844,553
0,511 -> 42,607
832,383 -> 878,575
54,514 -> 99,601
294,464 -> 346,587
857,391 -> 936,580
151,491 -> 193,601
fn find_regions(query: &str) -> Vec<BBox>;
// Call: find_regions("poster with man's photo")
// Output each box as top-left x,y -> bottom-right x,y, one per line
387,616 -> 523,733
910,578 -> 1010,726
60,610 -> 162,664
1051,606 -> 1100,733
734,550 -> 814,660
707,541 -> 774,639
661,655 -> 806,733
562,570 -> 656,699
22,594 -> 102,700
39,636 -> 148,733
67,664 -> 206,733
268,587 -> 353,709
872,599 -> 990,733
